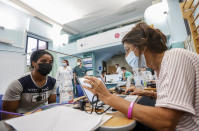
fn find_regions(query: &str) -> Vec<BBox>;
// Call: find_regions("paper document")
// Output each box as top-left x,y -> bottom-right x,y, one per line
6,106 -> 112,131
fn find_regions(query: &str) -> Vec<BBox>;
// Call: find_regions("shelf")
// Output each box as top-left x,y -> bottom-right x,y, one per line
83,61 -> 93,64
86,67 -> 93,70
83,52 -> 96,76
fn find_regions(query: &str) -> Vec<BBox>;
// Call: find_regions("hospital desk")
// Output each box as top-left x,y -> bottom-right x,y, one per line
99,112 -> 136,131
113,86 -> 156,93
0,111 -> 136,131
144,87 -> 156,92
0,95 -> 137,131
83,101 -> 136,130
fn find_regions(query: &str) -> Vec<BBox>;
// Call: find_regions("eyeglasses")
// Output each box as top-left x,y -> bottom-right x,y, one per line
36,88 -> 42,102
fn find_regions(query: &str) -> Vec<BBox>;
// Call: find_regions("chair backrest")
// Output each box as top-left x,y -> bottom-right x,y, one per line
76,85 -> 84,97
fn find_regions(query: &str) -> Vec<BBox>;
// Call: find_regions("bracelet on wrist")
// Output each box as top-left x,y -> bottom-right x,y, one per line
127,102 -> 135,119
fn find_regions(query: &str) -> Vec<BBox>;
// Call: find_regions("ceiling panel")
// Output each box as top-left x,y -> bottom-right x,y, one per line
10,0 -> 153,35
64,0 -> 153,34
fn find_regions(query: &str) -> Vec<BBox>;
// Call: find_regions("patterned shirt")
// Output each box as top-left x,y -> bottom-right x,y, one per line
155,48 -> 199,131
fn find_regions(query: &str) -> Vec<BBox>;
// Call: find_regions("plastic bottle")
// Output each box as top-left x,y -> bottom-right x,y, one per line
126,77 -> 131,89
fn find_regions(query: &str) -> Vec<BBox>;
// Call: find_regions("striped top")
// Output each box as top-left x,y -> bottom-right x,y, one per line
155,48 -> 199,131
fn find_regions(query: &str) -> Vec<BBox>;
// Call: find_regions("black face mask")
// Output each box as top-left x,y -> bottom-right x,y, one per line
38,63 -> 52,76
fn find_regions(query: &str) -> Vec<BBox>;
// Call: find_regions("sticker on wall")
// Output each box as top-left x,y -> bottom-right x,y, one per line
99,66 -> 102,70
114,33 -> 120,39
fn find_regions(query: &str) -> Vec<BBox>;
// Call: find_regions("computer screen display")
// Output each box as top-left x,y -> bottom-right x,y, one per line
78,77 -> 104,104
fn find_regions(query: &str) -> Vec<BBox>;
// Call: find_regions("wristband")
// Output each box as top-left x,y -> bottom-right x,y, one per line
127,102 -> 135,119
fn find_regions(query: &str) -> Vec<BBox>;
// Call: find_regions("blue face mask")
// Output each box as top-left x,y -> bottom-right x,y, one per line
140,54 -> 147,68
125,51 -> 139,68
125,51 -> 147,68
62,63 -> 67,67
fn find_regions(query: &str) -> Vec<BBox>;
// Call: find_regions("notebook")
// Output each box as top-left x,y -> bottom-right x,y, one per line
5,106 -> 112,131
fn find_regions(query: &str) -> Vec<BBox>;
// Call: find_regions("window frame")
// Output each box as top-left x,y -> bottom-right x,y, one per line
25,36 -> 49,54
25,33 -> 50,67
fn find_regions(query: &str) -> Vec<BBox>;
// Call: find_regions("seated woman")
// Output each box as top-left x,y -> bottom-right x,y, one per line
83,22 -> 199,130
2,50 -> 56,120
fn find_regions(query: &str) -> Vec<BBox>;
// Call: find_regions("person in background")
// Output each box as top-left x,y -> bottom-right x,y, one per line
115,64 -> 123,81
121,67 -> 133,81
121,67 -> 133,92
115,64 -> 122,74
73,59 -> 87,97
56,59 -> 73,103
101,71 -> 107,82
2,50 -> 56,120
83,22 -> 199,131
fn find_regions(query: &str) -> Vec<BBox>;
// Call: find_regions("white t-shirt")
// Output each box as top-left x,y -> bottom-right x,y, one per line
155,48 -> 199,131
116,66 -> 122,74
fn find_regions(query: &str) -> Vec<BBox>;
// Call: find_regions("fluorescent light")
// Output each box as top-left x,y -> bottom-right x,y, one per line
18,0 -> 139,25
19,0 -> 84,24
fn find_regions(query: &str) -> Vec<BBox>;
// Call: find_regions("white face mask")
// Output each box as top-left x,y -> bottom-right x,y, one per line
140,54 -> 147,68
125,51 -> 147,69
77,62 -> 81,66
125,51 -> 139,68
62,63 -> 67,67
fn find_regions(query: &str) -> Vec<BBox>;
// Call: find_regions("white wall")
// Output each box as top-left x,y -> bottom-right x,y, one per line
163,0 -> 187,43
55,23 -> 135,55
144,3 -> 169,36
0,1 -> 29,48
95,53 -> 112,73
0,51 -> 25,94
0,2 -> 67,94
28,17 -> 52,40
145,0 -> 187,47
55,23 -> 136,69
76,24 -> 135,51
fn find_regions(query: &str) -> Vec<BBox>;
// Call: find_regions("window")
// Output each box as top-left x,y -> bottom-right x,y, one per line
26,36 -> 48,66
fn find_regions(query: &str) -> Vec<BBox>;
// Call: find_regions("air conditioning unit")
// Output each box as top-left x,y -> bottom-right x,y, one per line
0,38 -> 13,45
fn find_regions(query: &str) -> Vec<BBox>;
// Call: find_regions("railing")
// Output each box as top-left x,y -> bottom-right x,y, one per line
181,0 -> 199,53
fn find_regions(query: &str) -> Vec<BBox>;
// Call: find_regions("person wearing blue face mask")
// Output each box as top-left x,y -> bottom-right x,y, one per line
56,59 -> 73,103
125,46 -> 147,69
83,22 -> 199,131
125,46 -> 147,88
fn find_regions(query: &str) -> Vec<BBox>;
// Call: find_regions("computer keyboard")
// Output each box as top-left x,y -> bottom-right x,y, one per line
117,94 -> 127,98
124,95 -> 138,102
117,95 -> 138,102
104,95 -> 138,113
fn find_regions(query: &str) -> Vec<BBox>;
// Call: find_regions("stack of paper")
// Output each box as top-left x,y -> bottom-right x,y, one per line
6,106 -> 112,131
